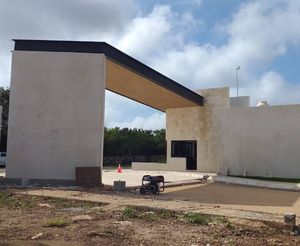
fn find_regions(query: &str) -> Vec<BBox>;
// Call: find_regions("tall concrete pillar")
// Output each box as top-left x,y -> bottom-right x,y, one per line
6,51 -> 106,185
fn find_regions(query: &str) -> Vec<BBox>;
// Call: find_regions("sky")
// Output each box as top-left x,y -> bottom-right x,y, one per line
0,0 -> 300,130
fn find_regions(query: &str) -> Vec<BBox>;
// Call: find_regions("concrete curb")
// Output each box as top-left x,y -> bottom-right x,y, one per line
164,179 -> 207,188
213,176 -> 300,191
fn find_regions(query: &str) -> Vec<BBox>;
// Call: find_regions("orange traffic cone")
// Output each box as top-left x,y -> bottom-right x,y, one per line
117,163 -> 122,173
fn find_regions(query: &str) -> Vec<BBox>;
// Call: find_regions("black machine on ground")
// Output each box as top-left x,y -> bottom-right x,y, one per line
140,175 -> 165,195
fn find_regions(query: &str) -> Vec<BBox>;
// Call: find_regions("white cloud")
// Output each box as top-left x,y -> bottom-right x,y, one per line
241,70 -> 300,105
107,112 -> 166,130
0,0 -> 136,87
130,0 -> 300,106
115,5 -> 203,62
117,5 -> 173,60
0,41 -> 13,88
104,91 -> 166,130
0,0 -> 137,40
104,90 -> 140,126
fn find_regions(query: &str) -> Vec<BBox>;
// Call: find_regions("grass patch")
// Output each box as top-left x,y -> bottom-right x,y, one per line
229,175 -> 300,183
0,191 -> 106,210
45,197 -> 103,209
139,211 -> 160,221
0,191 -> 37,209
157,210 -> 176,220
216,216 -> 229,224
216,216 -> 234,228
184,213 -> 211,225
44,217 -> 68,227
127,206 -> 177,221
122,207 -> 232,227
139,211 -> 176,221
122,207 -> 138,218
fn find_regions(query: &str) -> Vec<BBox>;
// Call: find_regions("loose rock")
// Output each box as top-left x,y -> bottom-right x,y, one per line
71,214 -> 92,222
38,203 -> 52,208
31,232 -> 43,240
114,220 -> 132,226
64,207 -> 86,212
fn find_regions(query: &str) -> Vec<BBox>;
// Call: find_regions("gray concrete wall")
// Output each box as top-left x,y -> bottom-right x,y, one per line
6,51 -> 106,183
216,105 -> 300,179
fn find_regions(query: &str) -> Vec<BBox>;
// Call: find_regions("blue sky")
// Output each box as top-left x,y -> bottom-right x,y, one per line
0,0 -> 300,129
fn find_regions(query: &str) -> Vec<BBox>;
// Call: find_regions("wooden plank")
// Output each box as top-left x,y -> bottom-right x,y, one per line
106,59 -> 198,111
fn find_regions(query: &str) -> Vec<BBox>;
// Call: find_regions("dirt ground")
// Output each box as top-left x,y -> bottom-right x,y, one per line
0,189 -> 300,246
20,182 -> 300,222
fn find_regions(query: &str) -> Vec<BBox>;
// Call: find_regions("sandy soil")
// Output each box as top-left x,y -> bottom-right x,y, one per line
1,190 -> 300,246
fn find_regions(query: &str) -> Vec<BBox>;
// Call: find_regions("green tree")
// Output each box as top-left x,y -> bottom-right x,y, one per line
103,127 -> 166,157
0,87 -> 9,151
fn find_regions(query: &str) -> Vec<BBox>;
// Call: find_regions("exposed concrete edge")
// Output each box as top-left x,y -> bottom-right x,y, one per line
213,176 -> 300,191
0,177 -> 77,187
29,179 -> 76,187
0,177 -> 22,186
116,178 -> 208,190
164,179 -> 209,188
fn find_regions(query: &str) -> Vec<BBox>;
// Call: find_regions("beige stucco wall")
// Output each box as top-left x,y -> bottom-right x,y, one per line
134,87 -> 230,173
165,87 -> 229,172
216,105 -> 300,179
166,106 -> 205,171
6,51 -> 106,182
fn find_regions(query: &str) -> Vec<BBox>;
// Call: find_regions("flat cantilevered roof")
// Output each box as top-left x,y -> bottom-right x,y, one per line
13,40 -> 204,111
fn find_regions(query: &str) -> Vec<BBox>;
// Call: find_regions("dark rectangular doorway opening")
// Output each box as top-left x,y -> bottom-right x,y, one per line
171,141 -> 197,170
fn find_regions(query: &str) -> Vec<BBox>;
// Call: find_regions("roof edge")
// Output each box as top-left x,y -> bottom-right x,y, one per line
13,39 -> 204,106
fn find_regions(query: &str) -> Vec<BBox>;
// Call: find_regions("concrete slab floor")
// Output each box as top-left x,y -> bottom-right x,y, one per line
163,183 -> 300,216
102,169 -> 210,187
0,168 -> 211,186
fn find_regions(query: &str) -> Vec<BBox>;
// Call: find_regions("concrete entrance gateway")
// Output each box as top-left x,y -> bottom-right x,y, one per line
6,40 -> 204,186
7,40 -> 300,185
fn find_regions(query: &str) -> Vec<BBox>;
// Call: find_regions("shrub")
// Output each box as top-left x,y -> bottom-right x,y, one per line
184,213 -> 211,225
122,207 -> 138,218
45,218 -> 68,227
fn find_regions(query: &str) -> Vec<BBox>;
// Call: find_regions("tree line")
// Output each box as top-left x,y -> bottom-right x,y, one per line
104,127 -> 166,156
0,87 -> 9,152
